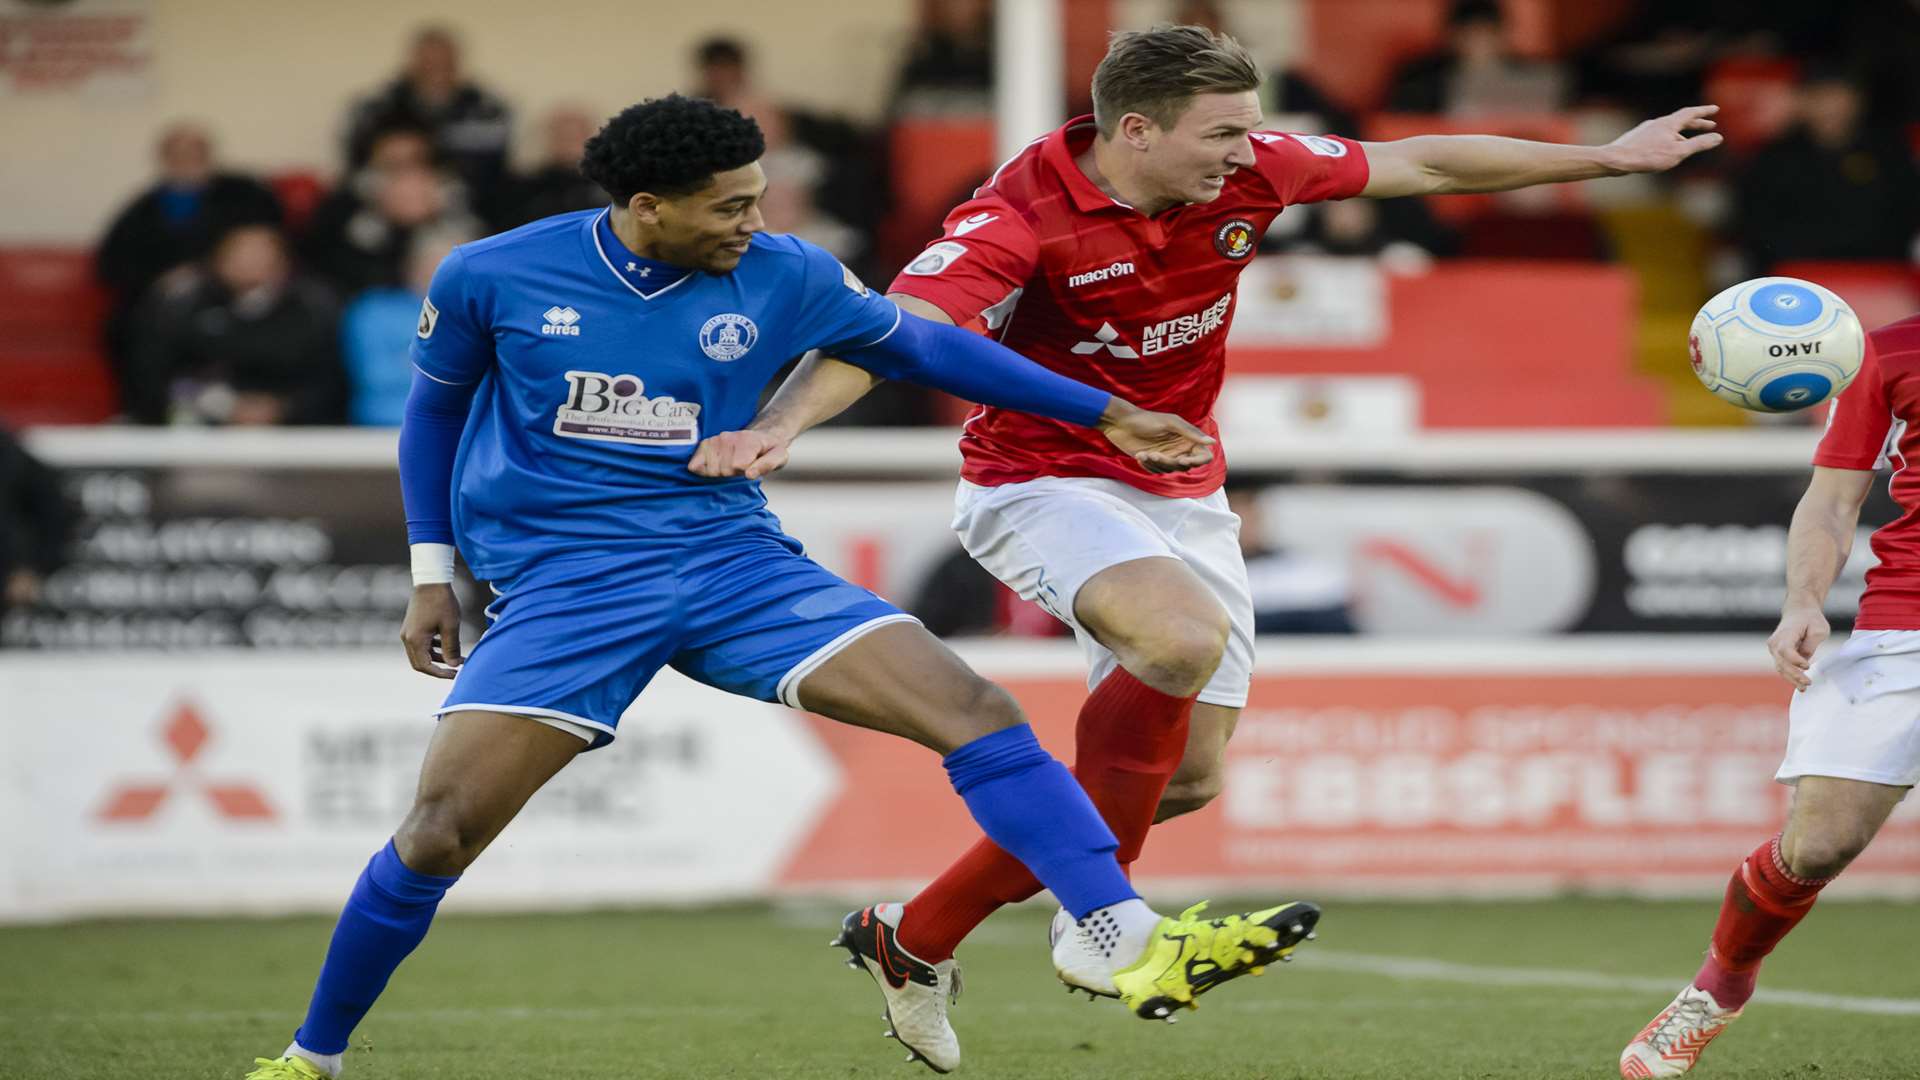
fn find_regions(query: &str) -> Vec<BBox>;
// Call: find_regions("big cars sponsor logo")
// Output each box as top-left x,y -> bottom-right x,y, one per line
553,371 -> 702,446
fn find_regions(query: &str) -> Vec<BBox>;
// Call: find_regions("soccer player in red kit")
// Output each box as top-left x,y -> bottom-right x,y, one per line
1620,314 -> 1920,1079
692,24 -> 1720,1069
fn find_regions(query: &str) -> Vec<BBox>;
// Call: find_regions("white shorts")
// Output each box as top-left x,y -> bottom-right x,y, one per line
952,476 -> 1255,708
1778,630 -> 1920,787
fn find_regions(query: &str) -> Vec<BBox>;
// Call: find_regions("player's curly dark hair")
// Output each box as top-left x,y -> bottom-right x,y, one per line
580,94 -> 766,204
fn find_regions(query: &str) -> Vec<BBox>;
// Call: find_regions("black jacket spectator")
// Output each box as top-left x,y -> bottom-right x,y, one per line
95,123 -> 281,380
1734,69 -> 1920,272
0,427 -> 75,625
1736,130 -> 1920,268
344,26 -> 512,219
127,225 -> 346,426
97,177 -> 281,308
304,124 -> 480,295
890,0 -> 993,115
494,106 -> 607,230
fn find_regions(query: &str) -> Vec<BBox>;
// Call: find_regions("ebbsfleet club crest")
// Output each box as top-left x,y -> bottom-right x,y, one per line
699,313 -> 758,361
1214,218 -> 1256,260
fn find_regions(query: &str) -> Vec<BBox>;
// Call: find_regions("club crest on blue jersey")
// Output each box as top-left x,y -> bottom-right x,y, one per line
552,370 -> 701,445
699,313 -> 758,361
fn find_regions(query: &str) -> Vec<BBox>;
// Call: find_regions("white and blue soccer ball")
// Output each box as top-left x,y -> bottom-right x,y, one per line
1688,276 -> 1865,413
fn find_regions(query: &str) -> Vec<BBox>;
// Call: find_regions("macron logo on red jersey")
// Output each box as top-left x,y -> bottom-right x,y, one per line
1067,261 -> 1136,289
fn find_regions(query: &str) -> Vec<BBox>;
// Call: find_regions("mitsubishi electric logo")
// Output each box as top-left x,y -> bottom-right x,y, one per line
95,701 -> 276,823
1070,322 -> 1139,359
543,306 -> 582,336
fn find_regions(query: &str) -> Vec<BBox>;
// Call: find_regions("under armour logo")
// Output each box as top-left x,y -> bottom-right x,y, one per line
625,262 -> 650,277
1070,322 -> 1139,359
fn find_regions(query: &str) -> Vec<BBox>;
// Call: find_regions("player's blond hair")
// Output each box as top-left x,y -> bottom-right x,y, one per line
1091,25 -> 1262,138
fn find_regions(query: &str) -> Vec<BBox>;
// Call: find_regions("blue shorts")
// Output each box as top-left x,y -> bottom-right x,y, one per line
437,528 -> 916,748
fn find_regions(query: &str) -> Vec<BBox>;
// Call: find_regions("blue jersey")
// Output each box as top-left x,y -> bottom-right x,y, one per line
409,208 -> 901,578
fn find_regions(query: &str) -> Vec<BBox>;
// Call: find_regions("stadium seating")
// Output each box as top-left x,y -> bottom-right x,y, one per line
1227,260 -> 1664,426
0,248 -> 116,425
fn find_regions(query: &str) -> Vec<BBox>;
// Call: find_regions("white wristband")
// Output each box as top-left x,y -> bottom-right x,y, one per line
410,543 -> 457,586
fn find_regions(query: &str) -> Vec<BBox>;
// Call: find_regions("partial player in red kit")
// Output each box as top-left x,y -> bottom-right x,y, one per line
1620,314 -> 1920,1079
693,24 -> 1720,1071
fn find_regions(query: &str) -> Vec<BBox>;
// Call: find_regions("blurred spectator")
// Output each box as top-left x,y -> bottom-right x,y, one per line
340,229 -> 468,426
1266,195 -> 1457,266
891,0 -> 994,116
1385,0 -> 1566,116
1166,0 -> 1362,138
1270,68 -> 1362,140
0,427 -> 74,627
907,545 -> 1064,638
754,106 -> 867,269
495,105 -> 608,229
1578,1 -> 1874,118
1227,486 -> 1356,635
344,25 -> 513,219
1732,61 -> 1920,274
692,35 -> 752,104
303,121 -> 482,296
125,223 -> 346,426
95,123 -> 281,380
690,35 -> 884,278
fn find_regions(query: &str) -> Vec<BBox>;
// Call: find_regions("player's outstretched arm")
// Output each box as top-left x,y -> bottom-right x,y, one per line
689,295 -> 955,481
1358,105 -> 1722,199
1770,466 -> 1875,690
837,310 -> 1215,474
687,353 -> 880,481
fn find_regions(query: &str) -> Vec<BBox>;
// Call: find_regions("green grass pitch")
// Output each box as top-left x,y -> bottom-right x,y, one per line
3,899 -> 1914,1079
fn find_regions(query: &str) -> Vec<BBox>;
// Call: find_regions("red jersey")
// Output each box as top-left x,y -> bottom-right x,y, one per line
887,116 -> 1370,497
1813,314 -> 1920,628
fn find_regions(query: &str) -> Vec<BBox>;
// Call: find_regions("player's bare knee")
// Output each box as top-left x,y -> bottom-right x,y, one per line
1129,616 -> 1228,696
394,797 -> 487,876
1155,772 -> 1224,822
936,675 -> 1026,750
1783,827 -> 1875,880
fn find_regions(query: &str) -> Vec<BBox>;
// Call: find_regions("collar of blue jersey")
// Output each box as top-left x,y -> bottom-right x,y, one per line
590,208 -> 696,300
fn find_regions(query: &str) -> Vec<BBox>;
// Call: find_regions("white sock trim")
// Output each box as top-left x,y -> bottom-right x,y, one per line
288,1042 -> 344,1078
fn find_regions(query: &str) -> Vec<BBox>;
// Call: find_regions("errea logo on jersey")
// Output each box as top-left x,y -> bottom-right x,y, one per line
1067,261 -> 1136,288
553,370 -> 701,446
543,306 -> 582,336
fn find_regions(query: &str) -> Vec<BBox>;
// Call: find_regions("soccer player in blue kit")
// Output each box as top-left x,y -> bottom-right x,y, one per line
245,96 -> 1320,1080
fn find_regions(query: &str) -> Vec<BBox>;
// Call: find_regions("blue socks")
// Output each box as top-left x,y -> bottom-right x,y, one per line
293,840 -> 458,1055
943,724 -> 1138,918
286,729 -> 1127,1058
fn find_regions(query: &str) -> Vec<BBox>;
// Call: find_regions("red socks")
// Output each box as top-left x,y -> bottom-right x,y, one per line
896,669 -> 1196,962
1692,834 -> 1832,1009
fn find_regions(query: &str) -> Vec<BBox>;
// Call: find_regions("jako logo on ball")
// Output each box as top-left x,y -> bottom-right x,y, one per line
1688,276 -> 1865,413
